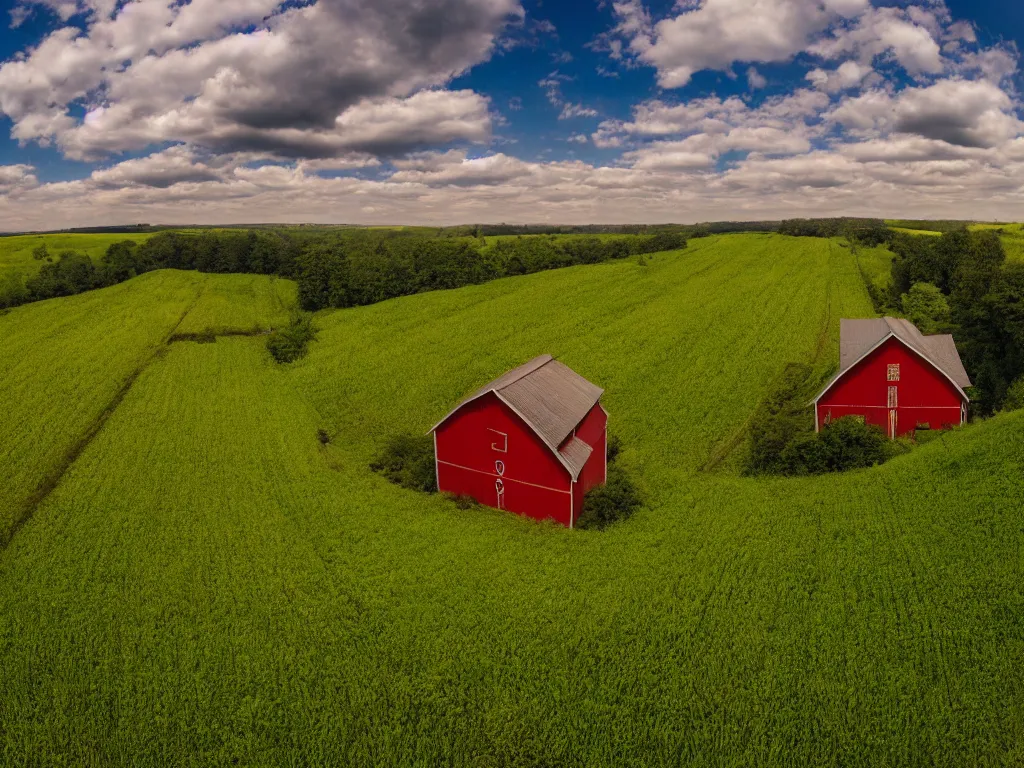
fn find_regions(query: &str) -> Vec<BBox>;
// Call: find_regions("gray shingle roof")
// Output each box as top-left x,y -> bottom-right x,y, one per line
558,437 -> 594,480
431,354 -> 604,480
816,317 -> 972,402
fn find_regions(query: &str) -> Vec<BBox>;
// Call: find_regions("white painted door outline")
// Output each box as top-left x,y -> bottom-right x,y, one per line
488,428 -> 508,452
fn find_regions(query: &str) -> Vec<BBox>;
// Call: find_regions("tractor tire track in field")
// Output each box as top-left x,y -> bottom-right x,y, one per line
0,285 -> 208,552
700,242 -> 838,472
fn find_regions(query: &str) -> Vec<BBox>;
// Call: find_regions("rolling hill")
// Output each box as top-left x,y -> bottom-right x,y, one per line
0,234 -> 1021,766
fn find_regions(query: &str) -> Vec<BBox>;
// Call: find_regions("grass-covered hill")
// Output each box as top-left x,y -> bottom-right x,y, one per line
0,234 -> 1022,766
0,232 -> 158,277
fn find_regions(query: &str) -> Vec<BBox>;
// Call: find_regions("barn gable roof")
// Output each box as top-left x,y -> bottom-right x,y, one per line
814,317 -> 972,404
430,354 -> 604,480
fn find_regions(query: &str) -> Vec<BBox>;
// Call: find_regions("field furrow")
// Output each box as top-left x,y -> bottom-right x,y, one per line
0,235 -> 1021,766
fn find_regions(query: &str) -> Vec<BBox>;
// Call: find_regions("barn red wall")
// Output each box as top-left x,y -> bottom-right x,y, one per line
573,404 -> 608,491
817,337 -> 966,436
435,393 -> 574,526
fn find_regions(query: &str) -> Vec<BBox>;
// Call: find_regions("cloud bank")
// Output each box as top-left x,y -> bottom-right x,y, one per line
0,0 -> 1022,228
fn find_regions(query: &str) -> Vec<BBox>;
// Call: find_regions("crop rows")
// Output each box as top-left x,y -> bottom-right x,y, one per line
0,235 -> 1022,766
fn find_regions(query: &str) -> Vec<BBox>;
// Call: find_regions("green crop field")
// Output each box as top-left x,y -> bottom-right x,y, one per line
890,226 -> 943,237
970,223 -> 1024,263
0,232 -> 158,281
1,234 -> 1022,766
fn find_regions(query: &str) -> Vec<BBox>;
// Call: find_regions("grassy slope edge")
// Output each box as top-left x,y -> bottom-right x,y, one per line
0,235 -> 1021,766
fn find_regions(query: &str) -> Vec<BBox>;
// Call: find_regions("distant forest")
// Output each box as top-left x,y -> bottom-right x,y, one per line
2,218 -> 1021,413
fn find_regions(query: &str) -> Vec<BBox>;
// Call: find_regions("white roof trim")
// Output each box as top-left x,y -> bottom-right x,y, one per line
812,332 -> 969,405
427,390 -> 492,436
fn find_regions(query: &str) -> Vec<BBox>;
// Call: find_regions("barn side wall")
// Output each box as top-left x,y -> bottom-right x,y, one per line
817,338 -> 965,436
568,404 -> 608,522
435,393 -> 573,526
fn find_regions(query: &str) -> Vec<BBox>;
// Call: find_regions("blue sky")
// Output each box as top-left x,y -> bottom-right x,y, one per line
0,0 -> 1022,228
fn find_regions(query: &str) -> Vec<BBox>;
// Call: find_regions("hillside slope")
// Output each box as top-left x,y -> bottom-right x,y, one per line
0,235 -> 1022,767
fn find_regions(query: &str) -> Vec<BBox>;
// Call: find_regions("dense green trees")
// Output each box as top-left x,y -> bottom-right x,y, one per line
2,229 -> 689,312
901,282 -> 950,333
777,217 -> 891,244
295,232 -> 688,311
890,229 -> 1022,413
25,250 -> 97,299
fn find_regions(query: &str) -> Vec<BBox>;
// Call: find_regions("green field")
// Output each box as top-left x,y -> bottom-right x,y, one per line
888,223 -> 1024,264
970,223 -> 1024,263
890,226 -> 943,237
1,234 -> 1022,766
0,233 -> 158,281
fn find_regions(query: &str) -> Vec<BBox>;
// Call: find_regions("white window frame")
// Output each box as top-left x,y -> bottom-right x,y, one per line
487,428 -> 508,453
887,364 -> 900,382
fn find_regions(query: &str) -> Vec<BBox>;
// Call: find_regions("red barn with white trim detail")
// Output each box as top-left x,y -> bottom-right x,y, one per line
430,355 -> 607,528
813,318 -> 972,438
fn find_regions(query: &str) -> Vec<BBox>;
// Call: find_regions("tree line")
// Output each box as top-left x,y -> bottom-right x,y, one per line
887,229 -> 1023,414
0,230 -> 303,308
294,232 -> 688,310
0,229 -> 687,311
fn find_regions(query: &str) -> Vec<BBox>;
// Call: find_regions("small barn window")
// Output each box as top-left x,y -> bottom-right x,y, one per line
887,364 -> 900,381
888,386 -> 898,408
487,428 -> 508,453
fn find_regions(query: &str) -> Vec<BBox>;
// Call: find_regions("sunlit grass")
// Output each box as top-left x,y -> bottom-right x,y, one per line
0,235 -> 1022,766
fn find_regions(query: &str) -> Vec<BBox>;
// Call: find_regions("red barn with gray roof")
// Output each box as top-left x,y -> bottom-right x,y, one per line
813,318 -> 972,438
430,355 -> 607,528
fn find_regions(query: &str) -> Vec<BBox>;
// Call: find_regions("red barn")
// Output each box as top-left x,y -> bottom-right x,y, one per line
813,318 -> 972,438
430,355 -> 607,528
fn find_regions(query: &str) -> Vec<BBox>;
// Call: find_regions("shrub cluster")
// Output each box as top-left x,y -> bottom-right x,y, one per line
745,363 -> 816,475
577,435 -> 641,530
370,434 -> 438,493
776,417 -> 910,476
266,314 -> 318,363
746,364 -> 910,476
577,465 -> 642,530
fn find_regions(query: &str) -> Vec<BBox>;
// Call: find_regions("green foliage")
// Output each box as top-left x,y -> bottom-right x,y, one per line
0,270 -> 27,309
606,433 -> 623,463
901,282 -> 950,333
577,464 -> 642,530
1003,377 -> 1024,412
370,433 -> 438,493
779,417 -> 911,475
745,363 -> 817,475
266,314 -> 318,363
443,492 -> 479,510
99,239 -> 151,285
746,367 -> 910,477
887,229 -> 1023,413
4,236 -> 1024,766
777,218 -> 891,244
296,232 -> 687,311
25,250 -> 97,300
